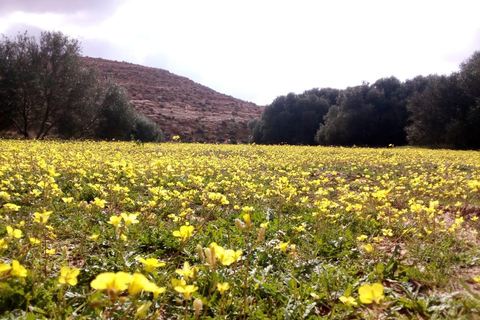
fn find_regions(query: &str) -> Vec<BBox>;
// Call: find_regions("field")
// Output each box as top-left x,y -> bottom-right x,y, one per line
1,140 -> 480,319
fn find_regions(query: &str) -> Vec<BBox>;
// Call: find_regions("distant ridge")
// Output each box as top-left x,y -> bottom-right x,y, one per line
83,57 -> 263,143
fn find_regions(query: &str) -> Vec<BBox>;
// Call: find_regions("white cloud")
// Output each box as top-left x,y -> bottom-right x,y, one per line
1,0 -> 479,105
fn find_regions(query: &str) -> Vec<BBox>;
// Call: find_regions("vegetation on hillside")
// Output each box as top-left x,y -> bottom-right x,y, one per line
1,140 -> 480,318
0,31 -> 163,142
250,52 -> 480,149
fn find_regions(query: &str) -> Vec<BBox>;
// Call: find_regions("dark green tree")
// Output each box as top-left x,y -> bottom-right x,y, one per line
405,74 -> 472,148
0,31 -> 163,142
315,78 -> 408,146
250,88 -> 339,144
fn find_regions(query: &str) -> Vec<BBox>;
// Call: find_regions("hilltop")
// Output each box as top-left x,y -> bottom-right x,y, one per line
83,57 -> 263,143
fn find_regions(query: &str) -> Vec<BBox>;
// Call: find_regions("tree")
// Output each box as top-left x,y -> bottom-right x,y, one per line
0,31 -> 97,138
0,31 -> 163,141
315,78 -> 408,146
250,88 -> 339,145
405,74 -> 472,148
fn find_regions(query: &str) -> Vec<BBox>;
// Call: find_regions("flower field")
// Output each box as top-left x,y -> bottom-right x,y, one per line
1,140 -> 480,319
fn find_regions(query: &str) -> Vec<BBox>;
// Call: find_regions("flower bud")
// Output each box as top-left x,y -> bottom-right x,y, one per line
204,248 -> 215,267
235,219 -> 245,231
197,244 -> 204,262
193,298 -> 203,317
256,227 -> 265,243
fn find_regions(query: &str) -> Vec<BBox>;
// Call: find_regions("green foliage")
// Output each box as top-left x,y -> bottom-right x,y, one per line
250,88 -> 339,145
316,77 -> 408,146
0,30 -> 164,142
251,51 -> 480,150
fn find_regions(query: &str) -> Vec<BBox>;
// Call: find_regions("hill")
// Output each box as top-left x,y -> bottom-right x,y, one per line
83,57 -> 263,143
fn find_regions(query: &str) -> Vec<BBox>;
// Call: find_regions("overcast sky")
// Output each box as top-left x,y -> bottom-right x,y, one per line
1,0 -> 479,105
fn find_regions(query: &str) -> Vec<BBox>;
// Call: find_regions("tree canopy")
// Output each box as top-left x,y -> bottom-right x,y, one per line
0,31 -> 163,142
249,51 -> 480,149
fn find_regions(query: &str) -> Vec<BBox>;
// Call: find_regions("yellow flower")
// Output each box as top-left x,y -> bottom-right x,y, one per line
45,248 -> 56,255
108,215 -> 122,228
89,234 -> 100,241
243,213 -> 251,225
33,210 -> 52,224
90,272 -> 133,294
6,226 -> 22,239
217,282 -> 230,295
135,301 -> 152,319
174,284 -> 198,300
152,286 -> 166,298
93,197 -> 106,208
274,241 -> 290,252
362,244 -> 374,253
381,228 -> 393,237
473,276 -> 480,283
62,197 -> 74,203
358,283 -> 384,304
11,260 -> 27,277
3,203 -> 21,211
260,222 -> 270,228
29,237 -> 41,245
59,266 -> 80,286
0,263 -> 12,274
293,223 -> 306,232
175,261 -> 197,279
172,225 -> 194,242
121,213 -> 139,226
128,273 -> 158,295
171,278 -> 186,288
339,295 -> 358,306
137,257 -> 165,272
0,239 -> 7,249
356,235 -> 368,242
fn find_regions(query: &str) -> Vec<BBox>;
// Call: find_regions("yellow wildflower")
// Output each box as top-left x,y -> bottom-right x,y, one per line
175,261 -> 197,279
128,273 -> 158,295
89,234 -> 100,241
217,282 -> 230,295
172,225 -> 194,242
120,213 -> 139,226
362,244 -> 374,253
174,284 -> 198,300
11,260 -> 27,277
274,241 -> 290,252
339,295 -> 358,306
356,235 -> 368,242
90,272 -> 133,294
135,301 -> 152,319
108,215 -> 122,228
33,210 -> 52,224
137,257 -> 166,272
0,263 -> 12,274
3,203 -> 21,211
59,266 -> 80,286
6,226 -> 22,239
358,283 -> 384,304
93,197 -> 106,208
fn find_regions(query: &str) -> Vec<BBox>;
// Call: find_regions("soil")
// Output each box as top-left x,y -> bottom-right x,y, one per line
83,57 -> 264,143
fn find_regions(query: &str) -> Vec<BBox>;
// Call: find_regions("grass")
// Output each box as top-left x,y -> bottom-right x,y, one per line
0,140 -> 479,319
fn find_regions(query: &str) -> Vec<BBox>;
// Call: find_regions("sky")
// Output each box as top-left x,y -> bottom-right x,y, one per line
1,0 -> 479,106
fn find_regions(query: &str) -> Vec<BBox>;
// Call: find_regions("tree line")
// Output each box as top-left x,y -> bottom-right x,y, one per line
249,51 -> 480,149
0,31 -> 163,142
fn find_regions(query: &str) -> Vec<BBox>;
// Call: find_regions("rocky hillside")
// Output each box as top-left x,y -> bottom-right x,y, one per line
83,57 -> 263,143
